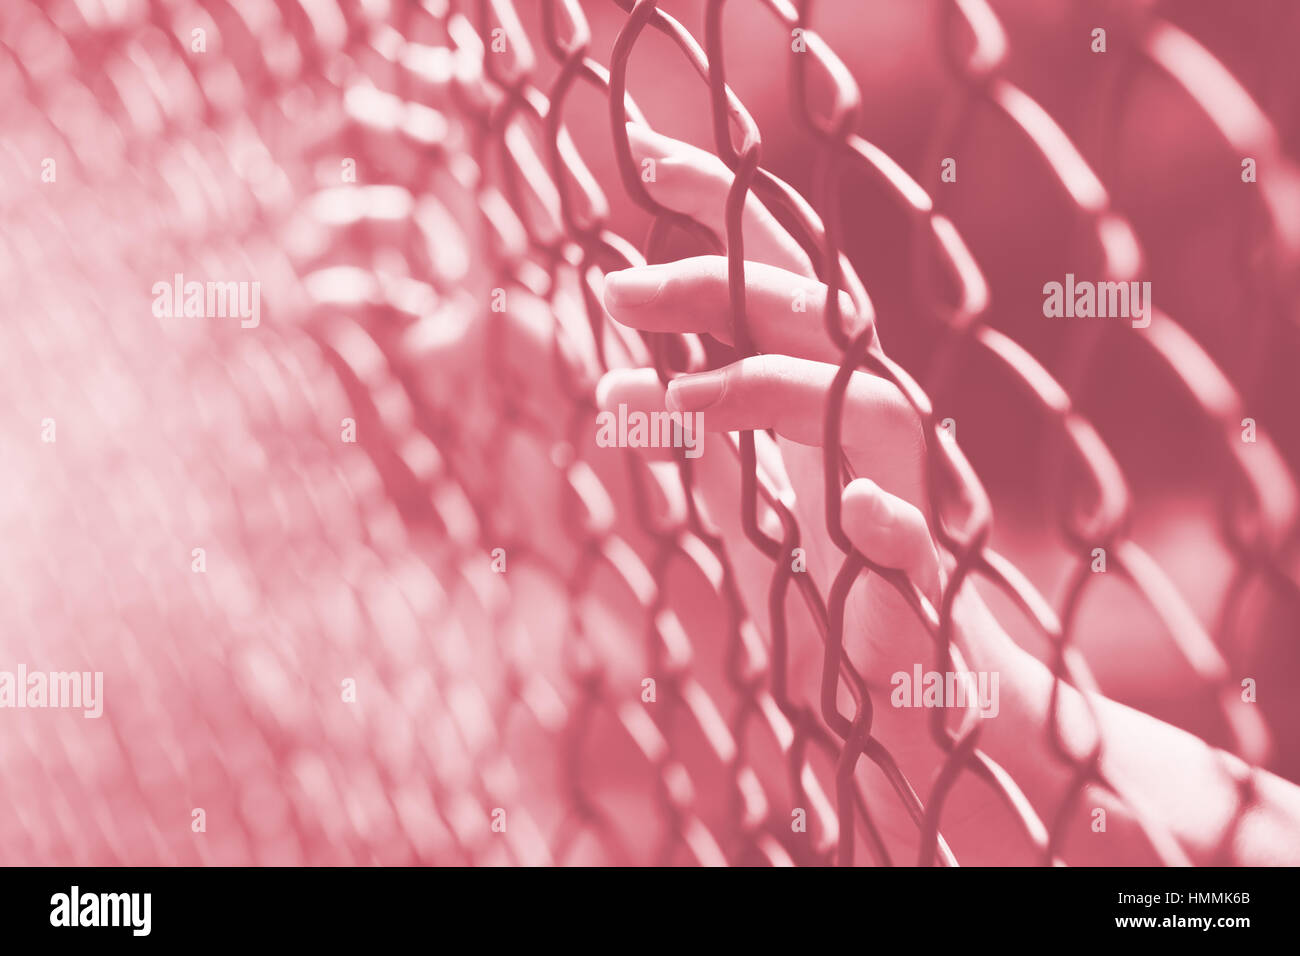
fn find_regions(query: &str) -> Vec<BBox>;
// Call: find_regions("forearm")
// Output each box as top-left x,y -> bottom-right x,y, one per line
889,590 -> 1300,866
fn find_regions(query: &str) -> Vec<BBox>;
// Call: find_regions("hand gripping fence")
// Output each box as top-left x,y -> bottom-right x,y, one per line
2,0 -> 1298,866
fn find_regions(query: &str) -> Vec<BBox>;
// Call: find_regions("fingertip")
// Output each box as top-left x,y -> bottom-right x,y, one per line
594,369 -> 620,411
842,475 -> 880,501
842,477 -> 891,527
601,269 -> 625,314
594,369 -> 688,463
664,380 -> 682,414
603,266 -> 666,311
596,367 -> 666,411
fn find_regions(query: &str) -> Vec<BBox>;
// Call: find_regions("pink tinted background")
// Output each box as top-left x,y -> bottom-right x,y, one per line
0,0 -> 1297,864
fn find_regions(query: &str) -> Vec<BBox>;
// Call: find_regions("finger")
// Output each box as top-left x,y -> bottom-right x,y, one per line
595,367 -> 799,535
595,367 -> 816,599
841,478 -> 941,605
665,354 -> 925,508
603,256 -> 873,364
627,123 -> 815,278
594,367 -> 713,464
665,355 -> 917,455
596,367 -> 853,716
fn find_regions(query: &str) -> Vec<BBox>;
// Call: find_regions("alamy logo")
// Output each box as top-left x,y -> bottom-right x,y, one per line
890,665 -> 999,718
0,666 -> 102,718
50,886 -> 151,936
1042,273 -> 1151,328
595,403 -> 704,459
152,273 -> 261,328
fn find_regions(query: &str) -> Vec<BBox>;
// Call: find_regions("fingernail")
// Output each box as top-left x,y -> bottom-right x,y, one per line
604,267 -> 666,308
666,369 -> 726,413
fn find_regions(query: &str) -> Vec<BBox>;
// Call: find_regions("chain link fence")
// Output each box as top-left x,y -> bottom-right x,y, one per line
1,0 -> 1298,865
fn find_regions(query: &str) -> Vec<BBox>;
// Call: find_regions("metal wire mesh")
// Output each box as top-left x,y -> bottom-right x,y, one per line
2,0 -> 1298,865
